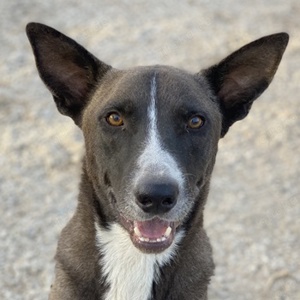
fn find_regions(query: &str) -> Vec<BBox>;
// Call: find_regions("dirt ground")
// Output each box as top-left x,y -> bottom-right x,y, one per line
0,1 -> 299,299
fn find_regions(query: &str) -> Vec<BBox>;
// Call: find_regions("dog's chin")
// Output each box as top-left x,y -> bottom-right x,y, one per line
119,215 -> 179,253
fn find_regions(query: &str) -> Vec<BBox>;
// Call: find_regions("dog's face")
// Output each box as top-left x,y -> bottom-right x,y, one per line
82,66 -> 221,252
26,23 -> 288,253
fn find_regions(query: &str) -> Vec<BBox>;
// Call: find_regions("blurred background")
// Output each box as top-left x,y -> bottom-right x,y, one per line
0,0 -> 299,299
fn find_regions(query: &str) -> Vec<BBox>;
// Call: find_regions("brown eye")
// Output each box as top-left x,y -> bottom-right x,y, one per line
187,115 -> 205,129
106,113 -> 124,127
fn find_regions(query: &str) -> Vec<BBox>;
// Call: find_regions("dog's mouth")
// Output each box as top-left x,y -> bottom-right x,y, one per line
120,216 -> 179,253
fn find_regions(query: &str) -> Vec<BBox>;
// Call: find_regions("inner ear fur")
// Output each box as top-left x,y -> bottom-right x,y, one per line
26,22 -> 112,126
202,32 -> 289,137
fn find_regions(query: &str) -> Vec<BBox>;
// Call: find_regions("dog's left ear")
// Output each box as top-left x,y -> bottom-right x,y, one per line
26,22 -> 112,126
202,33 -> 289,137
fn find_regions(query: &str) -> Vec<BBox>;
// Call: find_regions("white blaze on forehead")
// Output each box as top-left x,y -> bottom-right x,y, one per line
136,75 -> 184,186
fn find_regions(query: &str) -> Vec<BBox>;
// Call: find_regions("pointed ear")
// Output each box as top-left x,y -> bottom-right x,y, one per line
26,22 -> 112,126
202,33 -> 289,137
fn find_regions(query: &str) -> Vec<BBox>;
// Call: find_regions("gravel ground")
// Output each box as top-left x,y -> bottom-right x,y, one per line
1,1 -> 299,299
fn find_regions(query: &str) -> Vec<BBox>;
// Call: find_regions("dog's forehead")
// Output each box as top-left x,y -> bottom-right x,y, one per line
89,65 -> 216,117
153,66 -> 216,111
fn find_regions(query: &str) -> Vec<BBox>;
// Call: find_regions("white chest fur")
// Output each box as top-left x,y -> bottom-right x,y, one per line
95,223 -> 183,300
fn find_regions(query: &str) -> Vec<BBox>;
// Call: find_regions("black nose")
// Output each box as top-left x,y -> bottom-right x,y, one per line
135,179 -> 179,214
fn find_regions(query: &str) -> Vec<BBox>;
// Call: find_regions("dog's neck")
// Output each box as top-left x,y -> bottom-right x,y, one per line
95,222 -> 185,300
77,165 -> 179,300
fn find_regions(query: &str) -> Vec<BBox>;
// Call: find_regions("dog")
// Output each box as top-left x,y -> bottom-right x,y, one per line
26,22 -> 288,300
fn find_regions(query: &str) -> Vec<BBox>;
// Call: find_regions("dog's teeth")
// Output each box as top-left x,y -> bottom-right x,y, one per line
136,228 -> 171,243
134,226 -> 142,237
138,236 -> 167,243
164,226 -> 172,237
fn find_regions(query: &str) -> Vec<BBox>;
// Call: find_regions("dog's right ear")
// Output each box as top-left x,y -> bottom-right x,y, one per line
202,33 -> 289,137
26,22 -> 111,126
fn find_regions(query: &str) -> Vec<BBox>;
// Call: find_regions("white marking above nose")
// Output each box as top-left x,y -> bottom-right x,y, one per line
149,75 -> 158,141
136,75 -> 184,188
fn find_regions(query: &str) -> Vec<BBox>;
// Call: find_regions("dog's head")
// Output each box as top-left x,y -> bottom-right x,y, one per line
26,23 -> 288,253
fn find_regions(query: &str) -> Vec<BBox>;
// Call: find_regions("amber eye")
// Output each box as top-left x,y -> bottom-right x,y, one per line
187,115 -> 205,129
106,112 -> 124,126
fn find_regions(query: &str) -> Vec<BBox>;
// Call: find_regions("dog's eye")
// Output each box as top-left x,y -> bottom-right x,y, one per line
187,115 -> 205,129
106,112 -> 124,127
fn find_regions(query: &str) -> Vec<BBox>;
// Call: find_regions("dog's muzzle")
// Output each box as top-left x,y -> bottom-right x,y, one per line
120,178 -> 181,253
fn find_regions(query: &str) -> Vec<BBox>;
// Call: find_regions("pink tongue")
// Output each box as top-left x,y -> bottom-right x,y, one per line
136,219 -> 169,239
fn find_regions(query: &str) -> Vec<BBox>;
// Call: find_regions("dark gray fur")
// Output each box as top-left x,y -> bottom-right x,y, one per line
26,23 -> 288,300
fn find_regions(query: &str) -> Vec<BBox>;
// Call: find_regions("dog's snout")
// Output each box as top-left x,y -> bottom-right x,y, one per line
135,180 -> 179,214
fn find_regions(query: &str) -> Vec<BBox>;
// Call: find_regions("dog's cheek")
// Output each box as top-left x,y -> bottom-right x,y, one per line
92,133 -> 132,199
82,127 -> 113,197
184,139 -> 218,193
183,137 -> 211,177
91,155 -> 120,211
